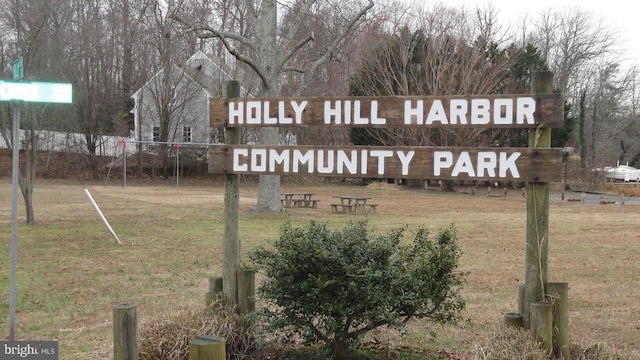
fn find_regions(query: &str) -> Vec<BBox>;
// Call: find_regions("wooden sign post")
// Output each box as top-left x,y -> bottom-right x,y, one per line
222,81 -> 241,307
525,71 -> 554,325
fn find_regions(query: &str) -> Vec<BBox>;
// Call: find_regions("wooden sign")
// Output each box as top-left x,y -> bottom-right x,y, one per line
210,94 -> 563,128
209,145 -> 562,182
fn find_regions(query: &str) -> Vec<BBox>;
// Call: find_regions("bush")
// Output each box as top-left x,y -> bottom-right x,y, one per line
250,219 -> 465,359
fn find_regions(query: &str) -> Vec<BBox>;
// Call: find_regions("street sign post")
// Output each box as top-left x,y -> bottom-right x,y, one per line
4,59 -> 73,341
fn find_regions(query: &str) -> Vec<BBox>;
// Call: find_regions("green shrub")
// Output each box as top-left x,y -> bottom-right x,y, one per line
250,219 -> 465,359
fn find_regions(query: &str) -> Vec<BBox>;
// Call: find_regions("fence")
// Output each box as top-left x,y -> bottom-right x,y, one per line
0,129 -> 134,157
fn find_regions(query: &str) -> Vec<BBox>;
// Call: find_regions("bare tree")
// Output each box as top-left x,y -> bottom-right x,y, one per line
349,4 -> 514,149
522,7 -> 630,170
527,7 -> 620,98
585,62 -> 639,167
280,0 -> 398,147
173,0 -> 375,212
0,0 -> 70,223
64,0 -> 122,178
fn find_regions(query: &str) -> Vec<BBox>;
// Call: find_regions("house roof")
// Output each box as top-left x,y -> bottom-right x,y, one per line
132,50 -> 254,100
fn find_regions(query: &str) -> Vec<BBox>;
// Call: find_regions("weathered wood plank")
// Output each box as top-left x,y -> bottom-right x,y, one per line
210,94 -> 564,128
209,145 -> 562,182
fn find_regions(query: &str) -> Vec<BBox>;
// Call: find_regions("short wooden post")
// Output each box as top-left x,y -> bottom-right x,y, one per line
518,284 -> 526,316
113,303 -> 138,360
205,276 -> 224,307
237,268 -> 256,315
530,302 -> 553,355
547,282 -> 569,359
504,312 -> 524,328
189,335 -> 226,360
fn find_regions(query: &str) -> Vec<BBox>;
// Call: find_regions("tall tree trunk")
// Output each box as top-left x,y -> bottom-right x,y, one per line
253,0 -> 282,212
255,128 -> 282,211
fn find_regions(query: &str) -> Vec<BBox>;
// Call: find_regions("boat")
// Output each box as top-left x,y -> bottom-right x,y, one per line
600,163 -> 640,182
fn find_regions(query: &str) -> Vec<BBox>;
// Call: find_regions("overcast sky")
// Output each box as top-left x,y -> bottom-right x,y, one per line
397,0 -> 638,65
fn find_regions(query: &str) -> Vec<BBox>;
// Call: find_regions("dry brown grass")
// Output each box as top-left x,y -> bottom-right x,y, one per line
0,178 -> 639,359
604,183 -> 640,198
138,300 -> 257,360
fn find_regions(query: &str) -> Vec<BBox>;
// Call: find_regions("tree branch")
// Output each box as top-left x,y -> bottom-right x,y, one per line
170,14 -> 268,88
277,0 -> 317,70
295,0 -> 374,96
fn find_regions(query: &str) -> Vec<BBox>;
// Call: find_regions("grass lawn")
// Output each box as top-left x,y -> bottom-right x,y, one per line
0,178 -> 639,359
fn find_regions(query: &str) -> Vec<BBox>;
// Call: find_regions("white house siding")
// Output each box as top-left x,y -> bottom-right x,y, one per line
132,65 -> 212,148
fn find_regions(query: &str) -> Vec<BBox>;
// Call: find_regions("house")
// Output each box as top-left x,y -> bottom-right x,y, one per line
130,51 -> 256,151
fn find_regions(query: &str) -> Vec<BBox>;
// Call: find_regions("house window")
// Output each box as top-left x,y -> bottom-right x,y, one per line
183,126 -> 192,143
153,127 -> 160,142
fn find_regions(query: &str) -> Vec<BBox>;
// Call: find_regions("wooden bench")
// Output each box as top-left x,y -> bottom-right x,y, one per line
364,204 -> 378,213
292,199 -> 320,208
330,203 -> 355,214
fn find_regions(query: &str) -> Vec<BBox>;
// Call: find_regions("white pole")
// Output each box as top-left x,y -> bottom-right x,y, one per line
174,144 -> 179,189
84,189 -> 122,244
123,143 -> 127,189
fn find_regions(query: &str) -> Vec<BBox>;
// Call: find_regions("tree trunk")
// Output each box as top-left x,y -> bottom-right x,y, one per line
85,135 -> 101,180
253,0 -> 282,212
160,144 -> 170,179
254,128 -> 282,212
91,154 -> 101,180
19,126 -> 37,224
332,339 -> 353,360
20,181 -> 35,224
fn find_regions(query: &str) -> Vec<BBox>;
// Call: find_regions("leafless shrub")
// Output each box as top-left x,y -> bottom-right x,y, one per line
472,327 -> 634,360
139,300 -> 259,360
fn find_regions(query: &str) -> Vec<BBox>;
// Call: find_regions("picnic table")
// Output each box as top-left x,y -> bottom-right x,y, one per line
280,192 -> 319,208
330,195 -> 377,214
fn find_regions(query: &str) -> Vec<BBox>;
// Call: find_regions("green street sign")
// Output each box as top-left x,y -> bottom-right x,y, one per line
12,58 -> 23,80
0,80 -> 72,103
